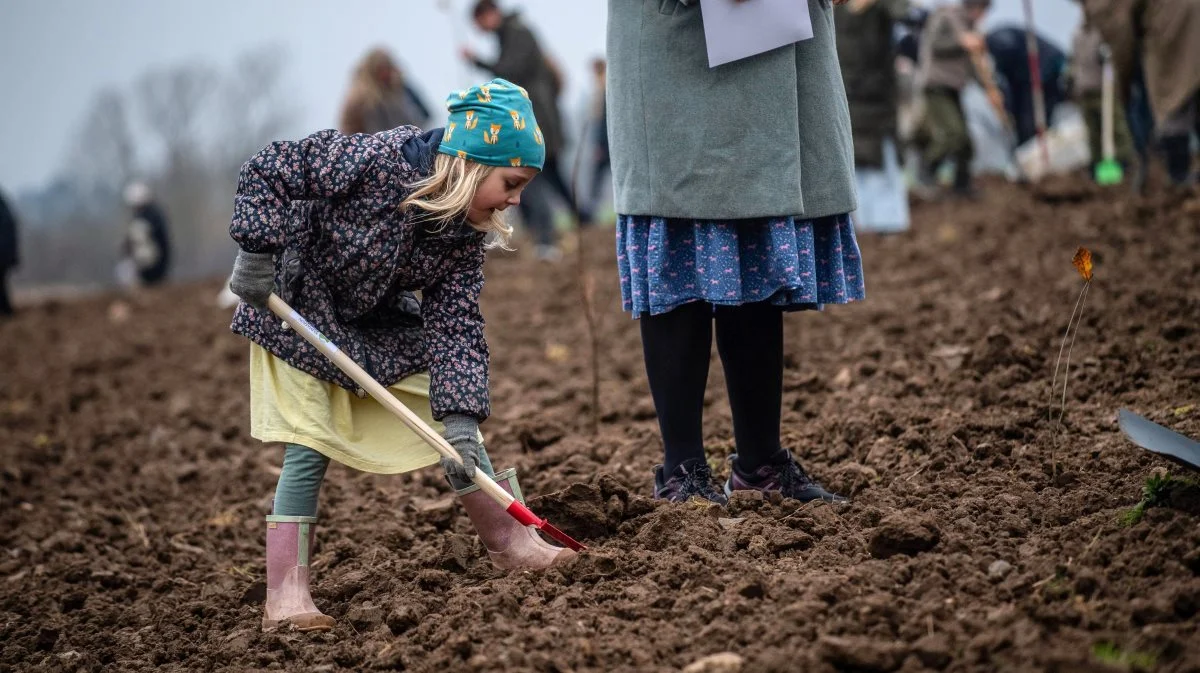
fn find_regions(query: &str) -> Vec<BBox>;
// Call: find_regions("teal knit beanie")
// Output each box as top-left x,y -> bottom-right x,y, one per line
438,78 -> 545,170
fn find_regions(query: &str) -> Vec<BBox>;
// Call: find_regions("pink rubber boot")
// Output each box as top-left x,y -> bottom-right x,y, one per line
456,468 -> 577,570
262,515 -> 336,632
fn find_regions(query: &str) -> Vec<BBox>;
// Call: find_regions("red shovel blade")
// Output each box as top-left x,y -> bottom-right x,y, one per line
505,500 -> 587,552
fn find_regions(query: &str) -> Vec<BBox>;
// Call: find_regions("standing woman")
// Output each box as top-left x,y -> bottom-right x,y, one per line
340,48 -> 431,135
339,47 -> 428,324
607,0 -> 863,503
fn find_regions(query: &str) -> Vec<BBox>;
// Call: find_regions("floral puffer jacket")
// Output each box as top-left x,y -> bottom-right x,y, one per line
229,125 -> 491,421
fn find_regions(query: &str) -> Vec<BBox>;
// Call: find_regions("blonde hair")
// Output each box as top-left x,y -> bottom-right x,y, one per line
401,153 -> 514,249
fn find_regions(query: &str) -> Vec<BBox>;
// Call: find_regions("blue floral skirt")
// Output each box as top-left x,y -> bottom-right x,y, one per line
616,214 -> 866,316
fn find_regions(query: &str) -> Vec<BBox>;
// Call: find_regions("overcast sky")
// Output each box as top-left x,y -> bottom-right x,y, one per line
0,0 -> 1080,196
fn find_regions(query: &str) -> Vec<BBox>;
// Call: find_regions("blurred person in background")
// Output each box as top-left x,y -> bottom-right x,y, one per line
0,187 -> 18,318
894,6 -> 930,168
917,0 -> 997,198
463,0 -> 574,260
336,47 -> 425,324
1124,63 -> 1157,190
895,5 -> 929,64
836,0 -> 911,233
580,57 -> 611,227
1079,0 -> 1200,187
340,48 -> 431,134
985,25 -> 1067,148
1068,17 -> 1136,181
118,182 -> 171,288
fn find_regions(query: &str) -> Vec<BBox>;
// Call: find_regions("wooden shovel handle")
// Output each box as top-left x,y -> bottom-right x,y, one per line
265,294 -> 515,508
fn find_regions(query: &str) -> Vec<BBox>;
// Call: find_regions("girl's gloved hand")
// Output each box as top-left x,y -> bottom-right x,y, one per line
229,249 -> 275,309
440,414 -> 482,482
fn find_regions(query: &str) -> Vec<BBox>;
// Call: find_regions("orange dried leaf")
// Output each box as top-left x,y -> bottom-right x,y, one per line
1072,247 -> 1093,282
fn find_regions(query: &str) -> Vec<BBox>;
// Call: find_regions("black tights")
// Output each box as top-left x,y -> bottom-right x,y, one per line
639,301 -> 784,475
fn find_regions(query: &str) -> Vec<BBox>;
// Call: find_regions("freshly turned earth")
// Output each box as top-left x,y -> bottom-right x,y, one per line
2,179 -> 1199,672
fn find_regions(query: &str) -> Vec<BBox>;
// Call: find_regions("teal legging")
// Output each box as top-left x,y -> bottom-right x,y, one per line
272,443 -> 496,517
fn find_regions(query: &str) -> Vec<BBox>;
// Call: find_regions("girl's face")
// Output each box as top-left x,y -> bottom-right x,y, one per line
468,167 -> 538,224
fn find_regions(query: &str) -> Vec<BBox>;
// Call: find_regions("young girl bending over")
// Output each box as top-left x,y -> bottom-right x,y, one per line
227,78 -> 573,633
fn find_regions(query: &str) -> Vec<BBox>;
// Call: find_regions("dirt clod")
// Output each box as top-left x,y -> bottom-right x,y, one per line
868,513 -> 941,558
819,635 -> 908,672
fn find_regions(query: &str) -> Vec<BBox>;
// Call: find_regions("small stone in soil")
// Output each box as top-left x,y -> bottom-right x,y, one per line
682,652 -> 745,673
988,560 -> 1014,581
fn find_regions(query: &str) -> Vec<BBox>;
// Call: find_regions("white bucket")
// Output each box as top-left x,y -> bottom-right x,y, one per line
1014,113 -> 1092,181
852,138 -> 911,234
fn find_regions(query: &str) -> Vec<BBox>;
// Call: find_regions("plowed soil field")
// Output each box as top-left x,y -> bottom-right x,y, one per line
3,180 -> 1199,672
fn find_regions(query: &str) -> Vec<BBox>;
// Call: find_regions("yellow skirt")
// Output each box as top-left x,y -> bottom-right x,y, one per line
249,344 -> 444,474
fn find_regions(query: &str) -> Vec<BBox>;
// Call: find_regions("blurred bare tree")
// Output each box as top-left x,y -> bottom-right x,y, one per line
216,44 -> 296,176
137,63 -> 218,178
19,45 -> 297,291
134,63 -> 220,279
64,88 -> 138,194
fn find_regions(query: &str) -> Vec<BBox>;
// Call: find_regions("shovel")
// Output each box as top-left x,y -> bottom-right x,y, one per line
1094,46 -> 1124,185
266,294 -> 586,552
1118,409 -> 1200,472
1022,0 -> 1050,168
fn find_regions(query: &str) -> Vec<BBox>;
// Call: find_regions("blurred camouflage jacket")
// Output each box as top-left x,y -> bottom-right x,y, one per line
228,126 -> 492,422
836,0 -> 910,167
1081,0 -> 1200,127
918,5 -> 975,92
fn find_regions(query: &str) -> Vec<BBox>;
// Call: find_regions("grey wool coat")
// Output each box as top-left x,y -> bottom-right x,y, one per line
606,0 -> 856,220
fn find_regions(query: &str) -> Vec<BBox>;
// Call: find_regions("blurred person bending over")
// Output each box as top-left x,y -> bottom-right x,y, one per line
340,48 -> 431,134
0,187 -> 18,318
463,0 -> 574,260
917,0 -> 996,198
1080,0 -> 1200,186
120,182 -> 171,287
985,25 -> 1067,148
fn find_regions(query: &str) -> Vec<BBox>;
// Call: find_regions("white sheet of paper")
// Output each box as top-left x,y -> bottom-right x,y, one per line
700,0 -> 814,68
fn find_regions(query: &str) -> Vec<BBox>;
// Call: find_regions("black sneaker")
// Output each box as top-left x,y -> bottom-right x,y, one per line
725,450 -> 847,503
653,459 -> 728,505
